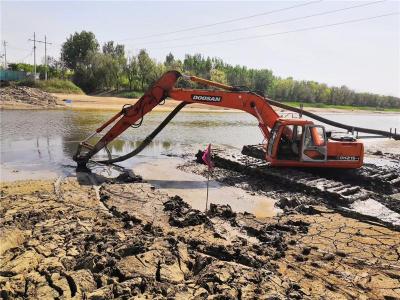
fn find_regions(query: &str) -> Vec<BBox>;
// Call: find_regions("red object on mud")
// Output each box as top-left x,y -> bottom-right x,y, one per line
202,144 -> 214,171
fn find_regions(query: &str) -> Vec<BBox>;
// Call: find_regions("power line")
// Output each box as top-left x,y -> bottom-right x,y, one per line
118,0 -> 322,42
136,0 -> 386,46
17,50 -> 34,63
7,45 -> 31,52
149,12 -> 399,50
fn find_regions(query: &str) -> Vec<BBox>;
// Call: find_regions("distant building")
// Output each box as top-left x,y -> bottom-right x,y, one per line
0,70 -> 39,81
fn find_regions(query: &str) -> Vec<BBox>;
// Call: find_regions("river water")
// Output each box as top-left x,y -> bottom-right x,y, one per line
1,109 -> 399,217
1,109 -> 399,176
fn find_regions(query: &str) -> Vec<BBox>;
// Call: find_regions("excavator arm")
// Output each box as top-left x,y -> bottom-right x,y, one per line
74,70 -> 280,167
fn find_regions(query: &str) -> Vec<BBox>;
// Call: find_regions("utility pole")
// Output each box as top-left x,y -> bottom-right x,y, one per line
42,36 -> 52,80
28,32 -> 37,80
29,33 -> 52,80
2,40 -> 7,69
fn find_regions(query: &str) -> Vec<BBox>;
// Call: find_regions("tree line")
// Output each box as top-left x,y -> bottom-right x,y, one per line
8,31 -> 400,109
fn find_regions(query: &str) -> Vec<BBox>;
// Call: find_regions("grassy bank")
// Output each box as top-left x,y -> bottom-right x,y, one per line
282,101 -> 400,112
18,79 -> 84,94
94,91 -> 400,112
91,90 -> 143,99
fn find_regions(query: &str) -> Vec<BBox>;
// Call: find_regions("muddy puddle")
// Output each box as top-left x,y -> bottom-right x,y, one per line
133,158 -> 279,218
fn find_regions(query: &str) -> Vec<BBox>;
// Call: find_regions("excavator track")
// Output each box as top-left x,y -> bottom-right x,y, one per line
242,144 -> 400,195
211,147 -> 400,218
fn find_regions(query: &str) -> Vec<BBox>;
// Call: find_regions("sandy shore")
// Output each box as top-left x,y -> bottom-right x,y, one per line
1,91 -> 398,114
53,93 -> 237,112
53,93 -> 400,114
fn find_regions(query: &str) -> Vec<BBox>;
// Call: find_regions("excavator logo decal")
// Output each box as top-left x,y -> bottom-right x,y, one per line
191,95 -> 222,102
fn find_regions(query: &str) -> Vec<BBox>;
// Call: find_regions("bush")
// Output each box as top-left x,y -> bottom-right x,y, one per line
16,78 -> 36,87
17,79 -> 84,94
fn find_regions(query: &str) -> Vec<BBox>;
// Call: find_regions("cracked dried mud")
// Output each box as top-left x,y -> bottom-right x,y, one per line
1,161 -> 399,300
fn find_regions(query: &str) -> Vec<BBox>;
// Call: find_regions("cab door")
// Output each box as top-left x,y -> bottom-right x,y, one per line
301,125 -> 327,162
266,122 -> 280,157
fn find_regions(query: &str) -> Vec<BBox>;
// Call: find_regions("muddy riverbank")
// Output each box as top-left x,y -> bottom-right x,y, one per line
1,171 -> 400,299
1,107 -> 399,298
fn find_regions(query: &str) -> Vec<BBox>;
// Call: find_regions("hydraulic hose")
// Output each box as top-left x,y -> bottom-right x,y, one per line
264,97 -> 400,140
96,102 -> 188,164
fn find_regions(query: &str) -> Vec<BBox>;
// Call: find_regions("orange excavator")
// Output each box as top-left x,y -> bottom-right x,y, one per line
73,70 -> 398,169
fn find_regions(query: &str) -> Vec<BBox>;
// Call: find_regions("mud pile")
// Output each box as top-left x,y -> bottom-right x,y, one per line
0,86 -> 58,108
1,175 -> 399,299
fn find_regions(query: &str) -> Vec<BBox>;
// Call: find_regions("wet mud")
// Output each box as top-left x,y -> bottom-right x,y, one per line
1,164 -> 400,299
197,147 -> 400,230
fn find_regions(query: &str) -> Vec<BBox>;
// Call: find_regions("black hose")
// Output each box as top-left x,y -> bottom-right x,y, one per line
97,102 -> 188,164
95,96 -> 398,165
264,97 -> 400,140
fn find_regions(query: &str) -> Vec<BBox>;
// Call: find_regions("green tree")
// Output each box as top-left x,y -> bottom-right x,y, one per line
154,63 -> 167,80
74,51 -> 115,92
164,52 -> 182,71
124,56 -> 139,91
102,41 -> 125,59
252,69 -> 274,96
210,68 -> 227,84
101,42 -> 126,91
8,63 -> 34,72
137,49 -> 155,91
165,53 -> 175,66
61,31 -> 99,70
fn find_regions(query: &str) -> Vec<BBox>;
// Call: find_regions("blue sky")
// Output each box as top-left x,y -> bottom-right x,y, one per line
1,1 -> 399,96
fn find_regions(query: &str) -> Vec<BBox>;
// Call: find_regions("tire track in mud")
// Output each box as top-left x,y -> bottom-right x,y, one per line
242,144 -> 400,195
192,146 -> 400,231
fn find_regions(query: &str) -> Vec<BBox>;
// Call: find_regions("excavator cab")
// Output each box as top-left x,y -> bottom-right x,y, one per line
265,119 -> 363,168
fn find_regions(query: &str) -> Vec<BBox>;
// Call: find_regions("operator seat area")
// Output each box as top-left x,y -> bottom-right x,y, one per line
277,125 -> 303,160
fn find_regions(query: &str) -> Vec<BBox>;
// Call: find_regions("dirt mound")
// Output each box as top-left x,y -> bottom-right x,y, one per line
0,86 -> 59,108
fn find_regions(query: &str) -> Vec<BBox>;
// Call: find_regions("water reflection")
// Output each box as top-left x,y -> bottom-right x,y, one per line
0,110 -> 261,174
1,109 -> 399,176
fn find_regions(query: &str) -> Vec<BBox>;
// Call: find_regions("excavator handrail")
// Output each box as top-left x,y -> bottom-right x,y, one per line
265,98 -> 400,140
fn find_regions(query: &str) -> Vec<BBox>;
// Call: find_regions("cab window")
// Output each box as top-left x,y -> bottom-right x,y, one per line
277,125 -> 303,160
304,126 -> 326,147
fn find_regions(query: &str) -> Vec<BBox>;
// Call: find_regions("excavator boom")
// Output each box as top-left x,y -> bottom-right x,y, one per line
73,70 -> 399,169
74,70 -> 280,167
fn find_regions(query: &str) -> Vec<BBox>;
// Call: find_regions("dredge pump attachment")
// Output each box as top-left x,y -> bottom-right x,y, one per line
74,70 -> 399,170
